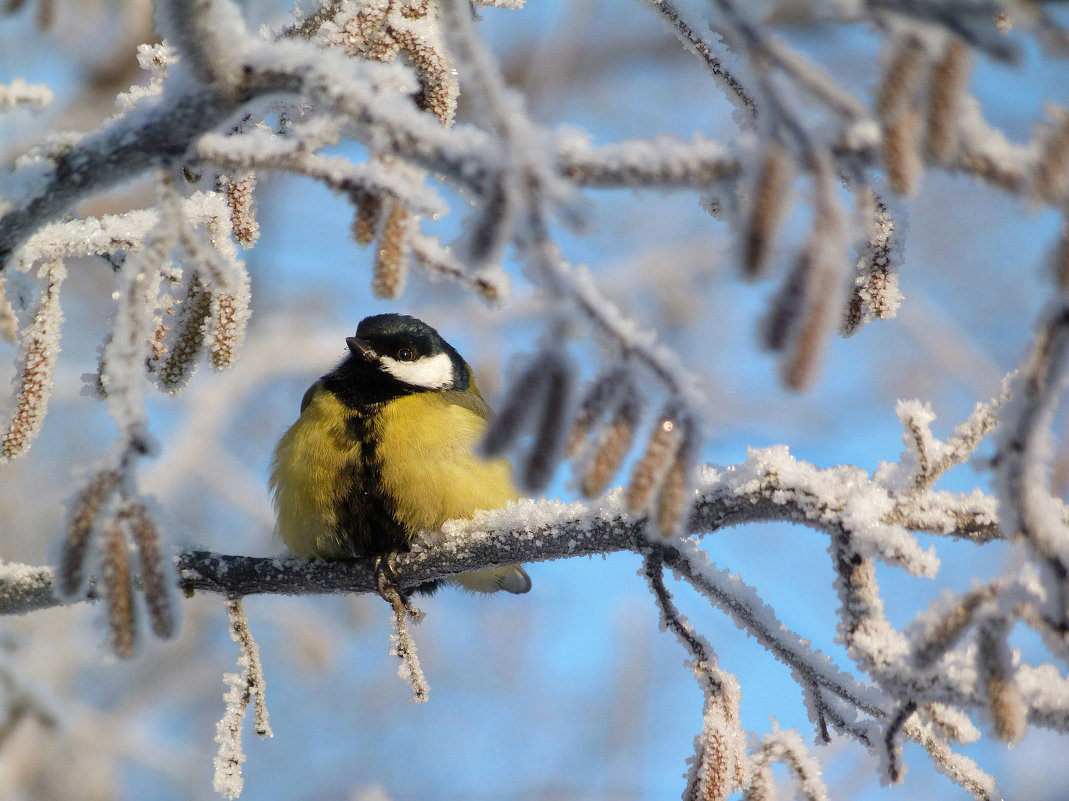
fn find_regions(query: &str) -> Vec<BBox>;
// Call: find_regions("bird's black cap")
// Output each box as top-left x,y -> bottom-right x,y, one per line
324,314 -> 471,406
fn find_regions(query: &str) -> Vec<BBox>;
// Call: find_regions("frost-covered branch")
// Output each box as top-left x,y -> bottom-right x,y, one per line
0,446 -> 1006,612
212,597 -> 272,800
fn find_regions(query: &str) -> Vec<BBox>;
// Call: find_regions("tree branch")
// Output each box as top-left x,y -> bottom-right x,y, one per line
0,449 -> 1004,615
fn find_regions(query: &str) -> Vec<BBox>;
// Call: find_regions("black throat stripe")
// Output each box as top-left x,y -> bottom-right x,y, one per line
333,406 -> 410,557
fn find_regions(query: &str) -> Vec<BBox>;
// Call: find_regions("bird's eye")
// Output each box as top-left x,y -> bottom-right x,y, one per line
397,348 -> 415,362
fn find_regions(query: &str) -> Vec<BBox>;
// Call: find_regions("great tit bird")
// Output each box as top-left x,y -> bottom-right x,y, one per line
269,313 -> 531,595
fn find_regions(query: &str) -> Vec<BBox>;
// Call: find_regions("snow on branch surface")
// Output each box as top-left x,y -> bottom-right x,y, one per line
1,0 -> 1069,798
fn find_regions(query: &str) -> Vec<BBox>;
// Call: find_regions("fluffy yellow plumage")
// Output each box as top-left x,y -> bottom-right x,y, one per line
375,392 -> 517,533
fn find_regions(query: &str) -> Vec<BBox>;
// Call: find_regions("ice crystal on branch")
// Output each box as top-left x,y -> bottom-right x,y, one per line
213,598 -> 272,800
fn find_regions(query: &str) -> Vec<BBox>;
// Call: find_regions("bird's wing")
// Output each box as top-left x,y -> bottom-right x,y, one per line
439,388 -> 493,421
299,379 -> 325,414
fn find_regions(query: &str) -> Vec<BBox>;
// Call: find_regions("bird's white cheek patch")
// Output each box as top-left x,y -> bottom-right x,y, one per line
380,352 -> 455,389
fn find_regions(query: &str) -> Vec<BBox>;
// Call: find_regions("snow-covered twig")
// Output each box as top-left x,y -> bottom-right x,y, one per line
213,597 -> 272,800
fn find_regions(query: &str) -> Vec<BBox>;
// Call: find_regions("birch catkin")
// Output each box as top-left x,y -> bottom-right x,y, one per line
876,36 -> 928,123
59,468 -> 120,598
1035,109 -> 1069,204
0,278 -> 17,343
223,170 -> 260,248
742,142 -> 794,278
522,353 -> 573,492
885,108 -> 924,195
156,271 -> 212,392
655,437 -> 694,536
977,617 -> 1026,744
372,202 -> 410,300
103,524 -> 137,660
1,261 -> 64,461
567,364 -> 632,457
877,36 -> 929,195
626,410 -> 684,513
924,38 -> 971,160
480,355 -> 550,458
126,502 -> 179,639
208,264 -> 251,371
580,393 -> 641,497
352,190 -> 383,247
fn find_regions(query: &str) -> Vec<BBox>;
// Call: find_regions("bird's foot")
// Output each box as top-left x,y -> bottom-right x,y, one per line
373,554 -> 423,622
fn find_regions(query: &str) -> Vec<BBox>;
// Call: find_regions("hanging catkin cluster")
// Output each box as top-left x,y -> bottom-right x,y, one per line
562,362 -> 698,537
58,458 -> 179,659
875,33 -> 974,195
0,160 -> 253,658
480,347 -> 576,494
318,0 -> 462,301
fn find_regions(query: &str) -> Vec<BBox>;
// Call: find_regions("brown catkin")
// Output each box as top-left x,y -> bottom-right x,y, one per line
777,155 -> 848,392
626,411 -> 684,513
742,142 -> 794,278
34,0 -> 52,29
567,365 -> 632,458
156,272 -> 212,392
686,678 -> 746,801
392,23 -> 458,127
0,278 -> 17,343
59,469 -> 120,597
125,502 -> 178,640
224,170 -> 260,248
782,251 -> 838,391
1051,220 -> 1069,289
207,262 -> 251,372
876,35 -> 929,196
522,355 -> 573,492
480,359 -> 549,458
655,441 -> 693,536
465,182 -> 509,267
372,202 -> 410,299
210,294 -> 240,369
2,263 -> 63,461
977,618 -> 1026,744
103,523 -> 137,659
1035,110 -> 1069,204
876,36 -> 928,123
580,393 -> 641,498
149,319 -> 170,364
762,250 -> 808,353
884,108 -> 924,195
911,586 -> 992,667
924,38 -> 972,160
352,190 -> 383,247
743,765 -> 776,801
340,3 -> 400,61
987,671 -> 1028,744
473,274 -> 502,303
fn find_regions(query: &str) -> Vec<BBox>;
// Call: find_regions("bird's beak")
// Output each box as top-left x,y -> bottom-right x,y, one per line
346,336 -> 378,362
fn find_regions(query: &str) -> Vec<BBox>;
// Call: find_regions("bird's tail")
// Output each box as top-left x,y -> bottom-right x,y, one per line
450,565 -> 532,594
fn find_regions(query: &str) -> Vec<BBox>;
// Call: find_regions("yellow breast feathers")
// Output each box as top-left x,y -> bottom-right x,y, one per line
270,386 -> 362,559
374,391 -> 518,534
